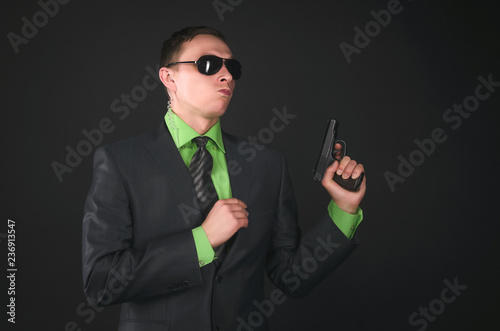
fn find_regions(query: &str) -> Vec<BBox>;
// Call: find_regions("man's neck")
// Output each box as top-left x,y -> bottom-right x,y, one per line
174,111 -> 219,135
171,108 -> 218,135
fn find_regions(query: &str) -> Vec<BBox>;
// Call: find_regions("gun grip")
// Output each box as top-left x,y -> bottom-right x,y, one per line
333,172 -> 364,192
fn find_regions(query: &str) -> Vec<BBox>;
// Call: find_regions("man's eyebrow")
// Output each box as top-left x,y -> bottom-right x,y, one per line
202,53 -> 235,59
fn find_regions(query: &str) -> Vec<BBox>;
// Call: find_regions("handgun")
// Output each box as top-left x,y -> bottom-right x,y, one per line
313,119 -> 364,191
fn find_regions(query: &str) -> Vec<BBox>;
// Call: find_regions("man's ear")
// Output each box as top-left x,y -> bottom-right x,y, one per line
159,67 -> 176,92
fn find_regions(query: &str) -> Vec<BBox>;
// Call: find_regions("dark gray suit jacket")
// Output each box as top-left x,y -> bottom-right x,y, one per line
82,122 -> 358,330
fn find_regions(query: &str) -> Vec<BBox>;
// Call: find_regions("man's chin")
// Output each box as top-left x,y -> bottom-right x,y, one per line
208,102 -> 230,118
207,109 -> 227,120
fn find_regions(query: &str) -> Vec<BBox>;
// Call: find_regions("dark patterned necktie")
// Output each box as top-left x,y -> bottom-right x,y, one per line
189,136 -> 227,262
189,136 -> 218,218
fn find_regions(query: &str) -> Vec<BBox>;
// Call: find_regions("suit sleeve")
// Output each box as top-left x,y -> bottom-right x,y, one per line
82,146 -> 203,306
265,153 -> 359,298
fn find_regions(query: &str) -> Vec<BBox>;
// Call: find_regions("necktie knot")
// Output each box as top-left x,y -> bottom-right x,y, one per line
193,136 -> 209,148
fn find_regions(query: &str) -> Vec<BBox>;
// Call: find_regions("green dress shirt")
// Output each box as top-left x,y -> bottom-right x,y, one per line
164,110 -> 363,267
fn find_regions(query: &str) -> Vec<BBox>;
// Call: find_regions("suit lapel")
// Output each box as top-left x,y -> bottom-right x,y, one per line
221,131 -> 252,268
144,122 -> 202,228
223,131 -> 251,207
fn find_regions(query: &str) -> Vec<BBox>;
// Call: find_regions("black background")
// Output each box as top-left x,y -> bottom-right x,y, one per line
1,0 -> 500,330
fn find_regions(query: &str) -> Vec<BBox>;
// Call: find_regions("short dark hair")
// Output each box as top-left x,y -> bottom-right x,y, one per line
160,26 -> 227,67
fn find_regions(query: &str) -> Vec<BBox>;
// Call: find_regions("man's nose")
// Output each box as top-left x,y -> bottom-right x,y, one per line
218,62 -> 233,82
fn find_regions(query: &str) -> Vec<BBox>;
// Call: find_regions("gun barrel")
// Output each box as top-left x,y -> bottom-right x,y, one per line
313,119 -> 338,181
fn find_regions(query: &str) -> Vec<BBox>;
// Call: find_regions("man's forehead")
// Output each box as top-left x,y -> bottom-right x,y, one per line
177,34 -> 233,59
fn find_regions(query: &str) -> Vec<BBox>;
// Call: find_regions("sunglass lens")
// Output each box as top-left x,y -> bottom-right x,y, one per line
198,55 -> 223,75
225,59 -> 242,80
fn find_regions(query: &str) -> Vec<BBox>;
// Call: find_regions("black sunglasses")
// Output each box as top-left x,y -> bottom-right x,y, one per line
165,55 -> 242,80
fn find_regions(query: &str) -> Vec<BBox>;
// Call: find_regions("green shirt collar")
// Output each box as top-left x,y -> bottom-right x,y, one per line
164,109 -> 225,153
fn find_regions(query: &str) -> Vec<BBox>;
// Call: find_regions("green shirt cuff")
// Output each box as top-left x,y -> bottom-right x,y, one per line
191,226 -> 215,267
327,200 -> 363,240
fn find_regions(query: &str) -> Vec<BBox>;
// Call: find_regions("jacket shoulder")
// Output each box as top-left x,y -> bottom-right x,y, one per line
97,123 -> 164,154
222,130 -> 284,162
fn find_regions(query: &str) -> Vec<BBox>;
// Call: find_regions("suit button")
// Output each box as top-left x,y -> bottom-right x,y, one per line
216,275 -> 223,283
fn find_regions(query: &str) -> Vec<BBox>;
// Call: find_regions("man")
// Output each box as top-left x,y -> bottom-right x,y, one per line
82,26 -> 366,331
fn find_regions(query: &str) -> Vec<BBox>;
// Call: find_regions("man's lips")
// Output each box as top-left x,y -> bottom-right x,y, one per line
218,88 -> 232,96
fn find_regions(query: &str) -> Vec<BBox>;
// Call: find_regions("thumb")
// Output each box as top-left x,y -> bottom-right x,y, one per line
321,160 -> 339,187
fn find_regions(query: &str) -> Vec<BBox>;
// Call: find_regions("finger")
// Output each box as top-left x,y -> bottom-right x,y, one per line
239,215 -> 249,228
342,160 -> 357,179
228,204 -> 249,215
233,209 -> 249,219
352,163 -> 365,179
235,199 -> 247,209
336,156 -> 351,176
223,198 -> 247,209
333,143 -> 343,159
233,210 -> 248,222
231,211 -> 249,228
321,160 -> 339,186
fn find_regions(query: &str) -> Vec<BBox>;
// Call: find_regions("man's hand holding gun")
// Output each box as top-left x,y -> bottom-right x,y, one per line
314,119 -> 366,214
